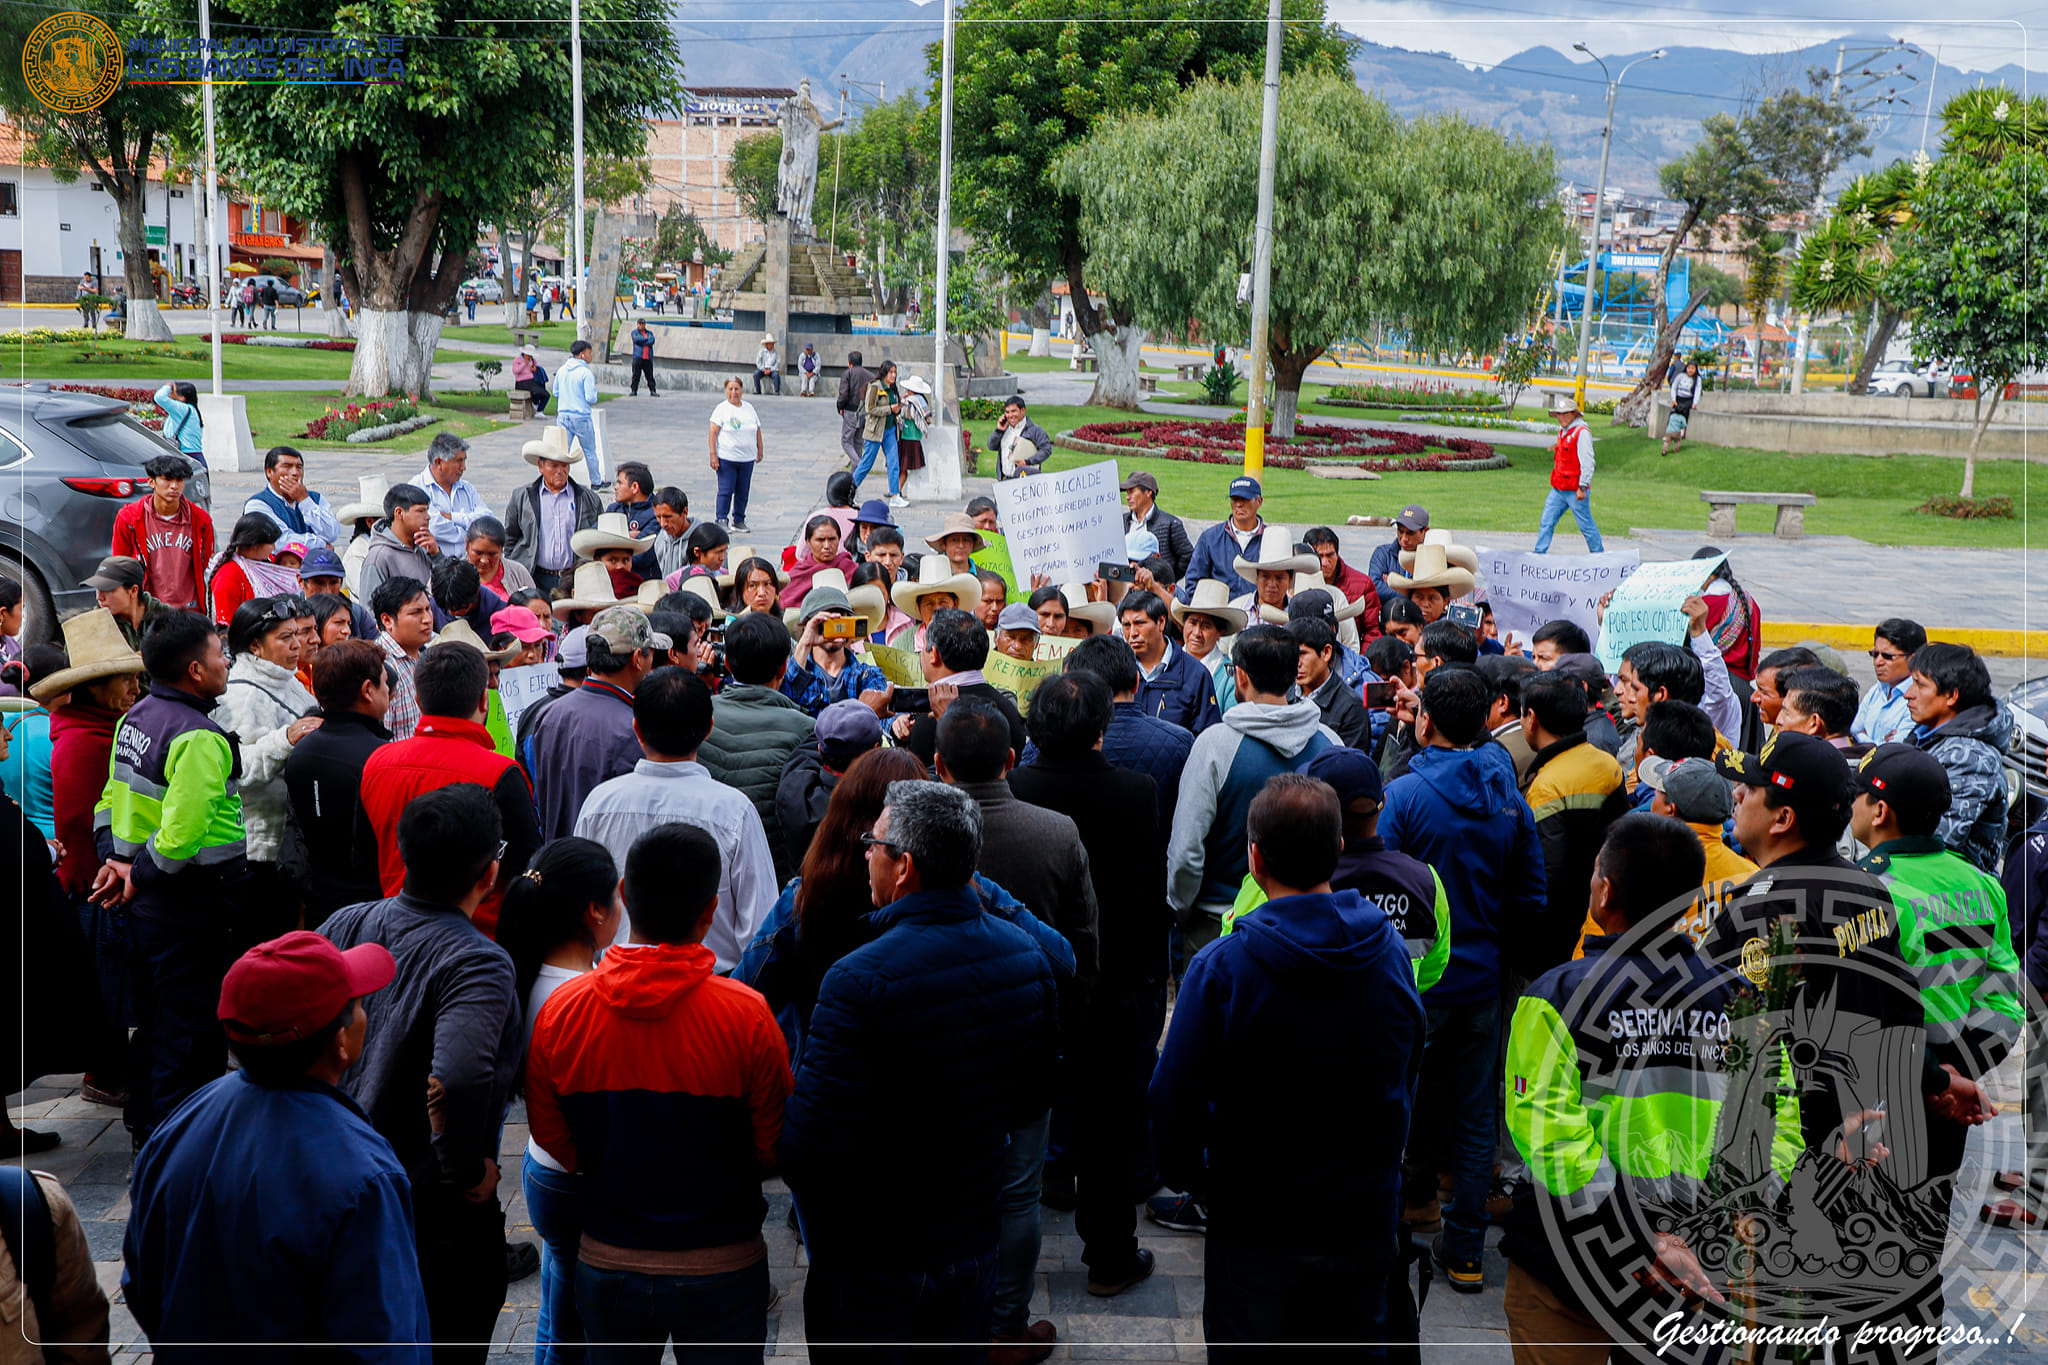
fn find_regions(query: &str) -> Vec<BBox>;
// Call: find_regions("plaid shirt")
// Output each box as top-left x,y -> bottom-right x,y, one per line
378,633 -> 422,740
779,652 -> 890,717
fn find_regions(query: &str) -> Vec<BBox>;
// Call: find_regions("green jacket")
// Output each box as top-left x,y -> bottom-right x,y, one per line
93,682 -> 245,877
113,594 -> 177,653
697,684 -> 816,881
1858,835 -> 2023,1079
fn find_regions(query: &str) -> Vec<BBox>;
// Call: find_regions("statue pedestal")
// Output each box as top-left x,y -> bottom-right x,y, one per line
763,216 -> 791,359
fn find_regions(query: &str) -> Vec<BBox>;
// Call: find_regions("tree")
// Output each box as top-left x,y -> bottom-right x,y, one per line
729,133 -> 782,226
0,4 -> 189,341
829,95 -> 937,316
941,0 -> 1352,409
142,0 -> 679,396
654,201 -> 728,268
498,154 -> 649,328
1885,88 -> 2048,497
1742,232 -> 1785,382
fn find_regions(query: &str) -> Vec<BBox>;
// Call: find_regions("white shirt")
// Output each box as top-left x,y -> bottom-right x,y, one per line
755,347 -> 779,371
1688,629 -> 1741,743
709,400 -> 761,464
412,468 -> 493,557
573,758 -> 775,970
524,961 -> 587,1171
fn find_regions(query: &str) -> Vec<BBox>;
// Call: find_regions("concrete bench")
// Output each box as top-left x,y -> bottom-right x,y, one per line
1700,489 -> 1817,540
1176,362 -> 1208,383
507,390 -> 535,421
1138,374 -> 1160,394
1069,352 -> 1097,372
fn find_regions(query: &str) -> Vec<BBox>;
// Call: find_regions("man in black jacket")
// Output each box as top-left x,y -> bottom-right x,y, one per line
1008,673 -> 1163,1301
898,609 -> 1027,768
1120,472 -> 1193,584
836,349 -> 873,466
285,639 -> 392,923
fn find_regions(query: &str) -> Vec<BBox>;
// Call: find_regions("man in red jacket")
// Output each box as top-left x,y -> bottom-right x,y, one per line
353,637 -> 540,936
1533,394 -> 1605,554
110,456 -> 216,612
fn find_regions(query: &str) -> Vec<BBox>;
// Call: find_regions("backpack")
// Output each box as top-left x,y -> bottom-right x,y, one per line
0,1167 -> 57,1334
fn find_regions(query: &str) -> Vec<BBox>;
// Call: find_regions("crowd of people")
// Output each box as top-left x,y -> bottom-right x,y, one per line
0,433 -> 2038,1365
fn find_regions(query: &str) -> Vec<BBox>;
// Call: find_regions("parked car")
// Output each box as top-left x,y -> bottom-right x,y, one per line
244,273 -> 309,307
0,386 -> 210,644
1868,360 -> 1947,398
462,277 -> 505,304
2004,673 -> 2048,837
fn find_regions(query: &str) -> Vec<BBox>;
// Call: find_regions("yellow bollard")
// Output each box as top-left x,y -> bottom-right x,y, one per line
1245,422 -> 1265,477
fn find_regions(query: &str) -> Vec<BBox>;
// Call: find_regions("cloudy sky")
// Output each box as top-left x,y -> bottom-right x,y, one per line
1322,1 -> 2034,75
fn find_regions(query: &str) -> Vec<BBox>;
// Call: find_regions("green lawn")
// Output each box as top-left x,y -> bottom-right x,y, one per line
1001,404 -> 2032,549
0,336 -> 471,381
444,318 -> 615,351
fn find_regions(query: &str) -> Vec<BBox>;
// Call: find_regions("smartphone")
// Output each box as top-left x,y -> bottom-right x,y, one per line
1364,681 -> 1399,709
1098,561 -> 1136,583
889,687 -> 932,714
820,616 -> 859,640
1447,603 -> 1483,631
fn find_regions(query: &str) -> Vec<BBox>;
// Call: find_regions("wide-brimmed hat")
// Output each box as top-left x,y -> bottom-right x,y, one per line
760,333 -> 776,346
336,474 -> 391,524
1386,536 -> 1476,597
853,499 -> 897,529
1233,527 -> 1318,579
29,609 -> 143,702
570,512 -> 655,558
1547,392 -> 1582,416
433,619 -> 520,664
674,575 -> 722,616
1059,583 -> 1118,636
844,580 -> 889,636
902,374 -> 933,397
784,569 -> 860,636
521,425 -> 591,483
1170,579 -> 1248,635
1258,572 -> 1369,626
715,546 -> 759,589
924,513 -> 987,556
1396,528 -> 1479,575
634,578 -> 672,611
891,555 -> 982,616
554,561 -> 634,612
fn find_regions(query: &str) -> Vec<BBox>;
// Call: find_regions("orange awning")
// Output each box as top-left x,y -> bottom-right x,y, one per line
230,241 -> 326,263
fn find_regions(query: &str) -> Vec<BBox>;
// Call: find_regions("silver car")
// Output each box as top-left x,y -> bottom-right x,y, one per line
0,385 -> 210,643
2004,674 -> 2047,836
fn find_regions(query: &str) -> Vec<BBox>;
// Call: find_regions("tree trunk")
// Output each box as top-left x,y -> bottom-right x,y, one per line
1615,287 -> 1712,427
1083,324 -> 1146,409
1270,344 -> 1320,439
322,242 -> 348,338
348,308 -> 445,398
115,181 -> 173,342
1961,383 -> 2003,499
1847,304 -> 1901,394
1026,284 -> 1053,356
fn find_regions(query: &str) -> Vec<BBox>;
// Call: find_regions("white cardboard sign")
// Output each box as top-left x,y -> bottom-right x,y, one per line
991,460 -> 1127,586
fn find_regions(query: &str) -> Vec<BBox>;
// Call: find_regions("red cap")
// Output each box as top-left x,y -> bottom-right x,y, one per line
219,931 -> 396,1045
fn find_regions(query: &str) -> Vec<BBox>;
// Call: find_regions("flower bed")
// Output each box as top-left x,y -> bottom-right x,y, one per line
1058,419 -> 1505,473
1325,380 -> 1504,412
201,333 -> 355,352
0,326 -> 103,344
303,399 -> 422,441
346,414 -> 441,443
20,382 -> 170,430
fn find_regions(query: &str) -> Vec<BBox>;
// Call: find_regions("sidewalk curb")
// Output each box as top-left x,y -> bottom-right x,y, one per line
1763,621 -> 2043,660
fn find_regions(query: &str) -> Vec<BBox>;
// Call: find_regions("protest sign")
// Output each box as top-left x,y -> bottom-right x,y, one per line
1596,554 -> 1724,671
971,532 -> 1019,594
866,643 -> 925,688
496,662 -> 561,732
991,460 -> 1126,585
1033,633 -> 1080,662
1478,548 -> 1640,646
984,651 -> 1064,715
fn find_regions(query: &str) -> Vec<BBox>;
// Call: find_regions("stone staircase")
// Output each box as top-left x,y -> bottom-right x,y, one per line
709,241 -> 868,311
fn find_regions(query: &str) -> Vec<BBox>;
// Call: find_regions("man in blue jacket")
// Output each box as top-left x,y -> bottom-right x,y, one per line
124,930 -> 431,1361
1152,772 -> 1425,1357
1379,667 -> 1546,1294
1176,475 -> 1266,602
1984,809 -> 2048,1229
1121,590 -> 1220,734
781,780 -> 1062,1358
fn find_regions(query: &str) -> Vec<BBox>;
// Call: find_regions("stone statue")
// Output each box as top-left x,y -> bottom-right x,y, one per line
776,78 -> 843,240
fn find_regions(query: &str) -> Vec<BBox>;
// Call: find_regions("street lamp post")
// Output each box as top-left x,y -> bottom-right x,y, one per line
1570,44 -> 1662,410
1242,0 -> 1283,476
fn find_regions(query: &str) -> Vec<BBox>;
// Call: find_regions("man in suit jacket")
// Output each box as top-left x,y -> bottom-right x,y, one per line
1120,472 -> 1193,586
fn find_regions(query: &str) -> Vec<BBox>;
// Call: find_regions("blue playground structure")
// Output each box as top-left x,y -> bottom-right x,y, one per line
1553,251 -> 1729,379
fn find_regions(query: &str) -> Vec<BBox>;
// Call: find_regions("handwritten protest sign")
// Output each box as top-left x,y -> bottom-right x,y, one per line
496,662 -> 561,732
991,460 -> 1126,585
1595,553 -> 1723,671
1478,548 -> 1640,646
865,643 -> 925,688
984,651 -> 1064,715
1033,633 -> 1080,662
971,532 -> 1019,594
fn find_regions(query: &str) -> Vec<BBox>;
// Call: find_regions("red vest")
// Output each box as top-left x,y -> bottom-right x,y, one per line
1551,421 -> 1586,492
358,715 -> 530,934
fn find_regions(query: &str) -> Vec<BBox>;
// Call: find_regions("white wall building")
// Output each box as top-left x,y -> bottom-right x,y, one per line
0,132 -> 204,302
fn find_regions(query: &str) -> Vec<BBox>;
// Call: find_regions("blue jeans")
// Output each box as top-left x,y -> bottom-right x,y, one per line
715,459 -> 755,524
558,412 -> 600,483
991,1110 -> 1051,1336
575,1258 -> 768,1364
1418,994 -> 1501,1263
804,1250 -> 996,1363
523,1158 -> 583,1363
852,426 -> 900,496
1533,486 -> 1603,553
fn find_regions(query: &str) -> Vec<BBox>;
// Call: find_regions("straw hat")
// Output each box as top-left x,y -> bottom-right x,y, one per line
674,575 -> 722,616
29,609 -> 143,702
635,578 -> 671,611
1396,528 -> 1479,574
1059,583 -> 1118,636
891,554 -> 983,617
1547,392 -> 1582,416
782,569 -> 864,636
570,512 -> 655,558
844,579 -> 889,637
521,424 -> 591,482
1169,580 -> 1249,635
902,374 -> 933,397
923,512 -> 987,556
432,619 -> 520,664
1232,526 -> 1318,579
1386,538 -> 1476,597
715,546 -> 758,589
1258,572 -> 1368,625
336,474 -> 390,525
760,333 -> 776,346
554,561 -> 634,612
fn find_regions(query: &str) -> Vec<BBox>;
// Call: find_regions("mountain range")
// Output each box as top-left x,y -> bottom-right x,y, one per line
667,3 -> 2030,191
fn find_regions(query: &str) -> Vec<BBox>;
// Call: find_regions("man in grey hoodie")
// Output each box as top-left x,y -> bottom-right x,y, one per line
355,482 -> 438,604
1166,624 -> 1338,961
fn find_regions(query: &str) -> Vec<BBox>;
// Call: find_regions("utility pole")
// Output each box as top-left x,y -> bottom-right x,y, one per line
571,0 -> 587,332
200,0 -> 221,396
829,80 -> 847,248
1570,45 -> 1662,410
932,0 -> 958,436
1243,0 -> 1283,476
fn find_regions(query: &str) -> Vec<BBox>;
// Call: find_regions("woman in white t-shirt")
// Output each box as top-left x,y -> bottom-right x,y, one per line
494,838 -> 622,1359
708,375 -> 765,532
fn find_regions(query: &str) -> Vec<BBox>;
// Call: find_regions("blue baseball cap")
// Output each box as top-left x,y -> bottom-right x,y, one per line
298,546 -> 346,580
1228,476 -> 1262,500
1302,746 -> 1384,808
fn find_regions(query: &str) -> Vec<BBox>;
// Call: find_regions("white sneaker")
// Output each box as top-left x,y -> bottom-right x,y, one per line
887,495 -> 910,508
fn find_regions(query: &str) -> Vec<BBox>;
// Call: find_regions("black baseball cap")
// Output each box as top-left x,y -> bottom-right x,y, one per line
1853,743 -> 1952,823
1287,589 -> 1338,628
81,555 -> 145,591
1716,730 -> 1854,812
1303,746 -> 1384,808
